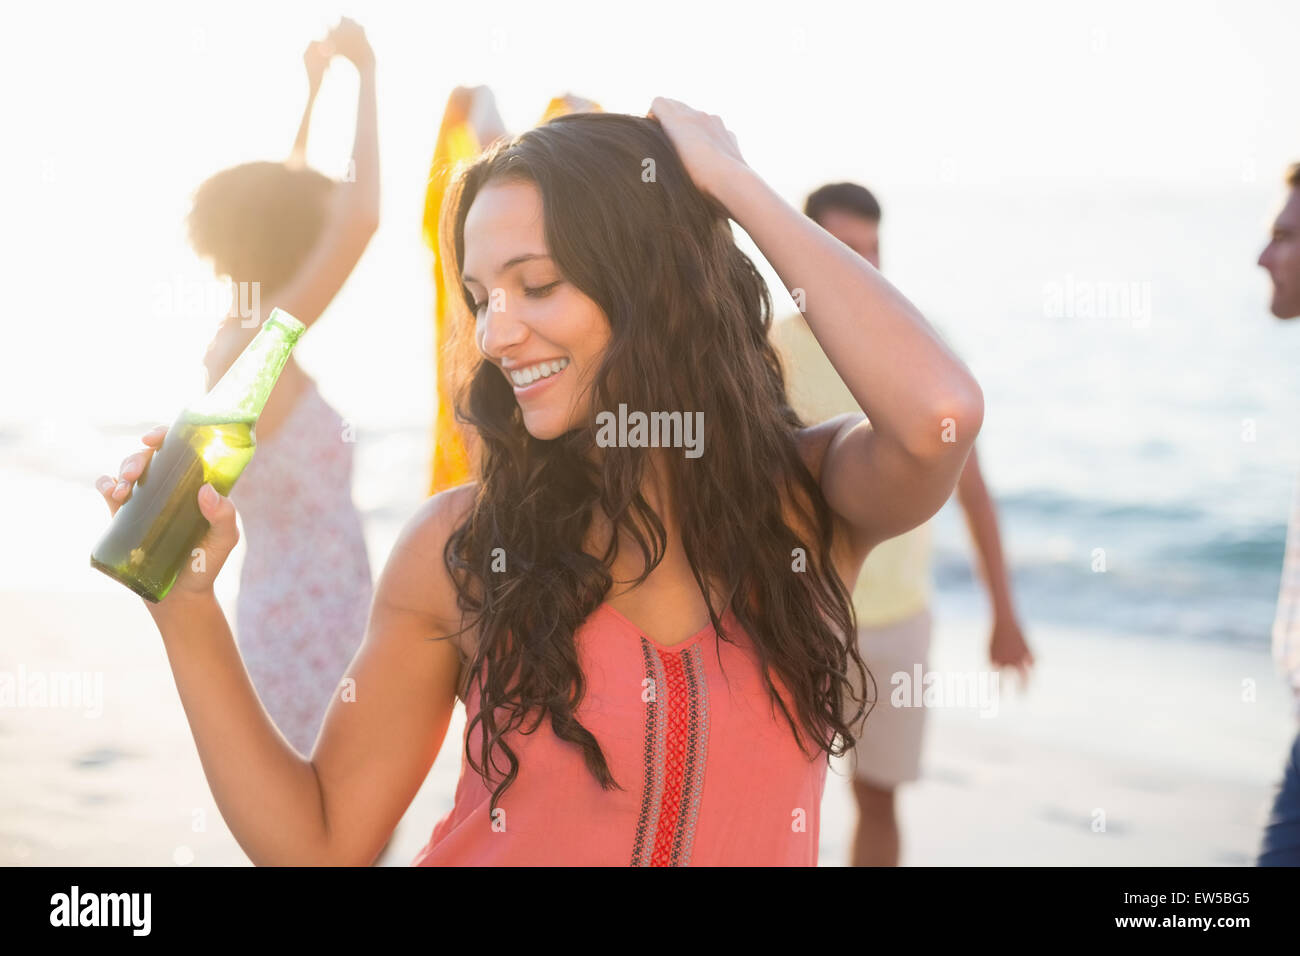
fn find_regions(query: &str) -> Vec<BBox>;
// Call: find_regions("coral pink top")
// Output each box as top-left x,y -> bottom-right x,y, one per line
412,602 -> 828,866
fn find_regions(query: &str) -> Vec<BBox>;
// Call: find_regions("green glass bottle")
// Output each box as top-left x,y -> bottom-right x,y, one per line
90,308 -> 306,602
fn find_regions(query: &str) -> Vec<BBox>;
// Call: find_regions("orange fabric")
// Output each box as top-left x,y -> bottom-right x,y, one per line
424,109 -> 479,497
424,94 -> 601,496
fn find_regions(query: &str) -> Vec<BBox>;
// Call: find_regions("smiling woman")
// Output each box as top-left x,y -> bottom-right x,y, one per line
423,114 -> 860,864
403,104 -> 981,864
457,182 -> 611,440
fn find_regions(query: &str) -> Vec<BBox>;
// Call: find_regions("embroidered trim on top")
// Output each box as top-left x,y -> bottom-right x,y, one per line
630,639 -> 710,866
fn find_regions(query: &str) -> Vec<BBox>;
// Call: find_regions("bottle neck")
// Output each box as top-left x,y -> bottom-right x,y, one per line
186,310 -> 304,423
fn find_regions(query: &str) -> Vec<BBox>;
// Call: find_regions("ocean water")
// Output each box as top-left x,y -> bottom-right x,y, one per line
879,183 -> 1300,648
8,183 -> 1300,654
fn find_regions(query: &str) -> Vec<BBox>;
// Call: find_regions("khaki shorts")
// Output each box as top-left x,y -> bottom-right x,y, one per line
845,607 -> 933,789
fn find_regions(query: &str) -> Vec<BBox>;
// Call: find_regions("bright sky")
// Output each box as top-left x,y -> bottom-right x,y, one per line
3,0 -> 1298,429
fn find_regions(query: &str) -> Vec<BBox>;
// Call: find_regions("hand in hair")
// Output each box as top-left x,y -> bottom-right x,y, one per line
646,96 -> 748,211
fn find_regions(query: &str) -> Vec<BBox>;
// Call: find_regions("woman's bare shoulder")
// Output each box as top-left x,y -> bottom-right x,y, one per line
375,482 -> 479,643
404,481 -> 479,547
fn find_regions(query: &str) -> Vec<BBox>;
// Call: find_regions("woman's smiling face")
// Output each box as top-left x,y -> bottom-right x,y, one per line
461,178 -> 611,440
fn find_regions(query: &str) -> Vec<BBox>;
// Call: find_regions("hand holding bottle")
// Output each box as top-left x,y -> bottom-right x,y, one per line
94,426 -> 240,602
90,308 -> 304,603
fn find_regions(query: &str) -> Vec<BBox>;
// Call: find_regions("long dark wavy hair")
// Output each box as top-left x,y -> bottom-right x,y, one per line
437,111 -> 874,815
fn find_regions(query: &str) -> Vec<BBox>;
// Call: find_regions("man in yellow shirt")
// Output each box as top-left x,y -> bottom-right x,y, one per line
771,182 -> 1034,866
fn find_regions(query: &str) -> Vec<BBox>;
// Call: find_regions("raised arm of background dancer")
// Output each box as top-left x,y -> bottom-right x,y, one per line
229,18 -> 379,347
468,86 -> 510,145
289,39 -> 330,166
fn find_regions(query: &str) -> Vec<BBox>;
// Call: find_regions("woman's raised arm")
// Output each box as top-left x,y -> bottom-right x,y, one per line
649,97 -> 984,559
287,39 -> 330,167
230,18 -> 380,347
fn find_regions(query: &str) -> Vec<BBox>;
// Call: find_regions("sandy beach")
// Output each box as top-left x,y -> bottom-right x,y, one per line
2,580 -> 1291,867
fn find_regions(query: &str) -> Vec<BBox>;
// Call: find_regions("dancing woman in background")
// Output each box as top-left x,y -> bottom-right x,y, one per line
96,99 -> 983,865
178,18 -> 378,757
